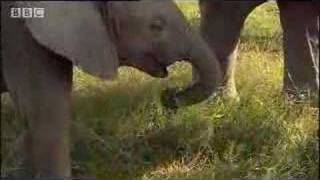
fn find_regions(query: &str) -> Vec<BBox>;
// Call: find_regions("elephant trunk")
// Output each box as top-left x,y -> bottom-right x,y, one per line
162,34 -> 222,108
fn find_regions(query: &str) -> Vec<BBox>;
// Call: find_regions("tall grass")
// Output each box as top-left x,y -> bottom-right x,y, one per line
1,1 -> 318,180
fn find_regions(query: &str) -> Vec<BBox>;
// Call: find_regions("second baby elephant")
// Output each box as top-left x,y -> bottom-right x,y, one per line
1,1 -> 222,179
199,0 -> 319,106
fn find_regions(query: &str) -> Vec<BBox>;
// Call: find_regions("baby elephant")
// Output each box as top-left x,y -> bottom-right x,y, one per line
1,1 -> 221,179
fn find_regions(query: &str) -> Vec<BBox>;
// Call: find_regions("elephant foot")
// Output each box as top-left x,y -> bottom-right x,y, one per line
220,86 -> 240,103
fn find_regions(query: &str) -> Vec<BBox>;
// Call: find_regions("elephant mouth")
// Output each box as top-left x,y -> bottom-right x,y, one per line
154,67 -> 169,78
147,66 -> 168,78
119,53 -> 169,78
144,53 -> 169,78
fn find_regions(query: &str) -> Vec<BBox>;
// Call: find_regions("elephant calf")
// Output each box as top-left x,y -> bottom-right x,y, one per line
199,0 -> 319,106
1,1 -> 221,179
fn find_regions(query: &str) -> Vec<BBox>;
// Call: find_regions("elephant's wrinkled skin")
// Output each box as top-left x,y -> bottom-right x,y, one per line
1,1 -> 221,179
199,0 -> 319,106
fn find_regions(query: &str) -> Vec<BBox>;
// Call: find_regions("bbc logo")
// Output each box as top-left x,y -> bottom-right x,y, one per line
10,8 -> 45,18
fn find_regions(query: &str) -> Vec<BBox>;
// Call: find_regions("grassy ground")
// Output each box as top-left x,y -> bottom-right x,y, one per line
1,1 -> 319,180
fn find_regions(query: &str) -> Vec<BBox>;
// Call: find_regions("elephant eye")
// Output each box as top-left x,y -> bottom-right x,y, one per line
150,18 -> 165,32
150,22 -> 163,32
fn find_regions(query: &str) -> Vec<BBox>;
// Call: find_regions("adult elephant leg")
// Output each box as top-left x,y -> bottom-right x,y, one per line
278,2 -> 319,106
1,60 -> 7,93
198,1 -> 265,99
2,49 -> 73,178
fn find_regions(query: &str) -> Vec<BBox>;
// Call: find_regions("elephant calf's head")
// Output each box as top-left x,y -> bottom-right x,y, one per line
104,1 -> 222,107
104,1 -> 189,78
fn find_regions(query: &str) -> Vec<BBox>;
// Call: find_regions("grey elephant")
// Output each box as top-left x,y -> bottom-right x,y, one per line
198,0 -> 319,105
1,1 -> 222,179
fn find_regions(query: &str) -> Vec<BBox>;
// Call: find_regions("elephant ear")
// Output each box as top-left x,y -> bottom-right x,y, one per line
18,2 -> 118,79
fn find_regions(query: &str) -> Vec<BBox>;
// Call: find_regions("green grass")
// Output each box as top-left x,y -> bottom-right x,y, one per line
1,1 -> 319,180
